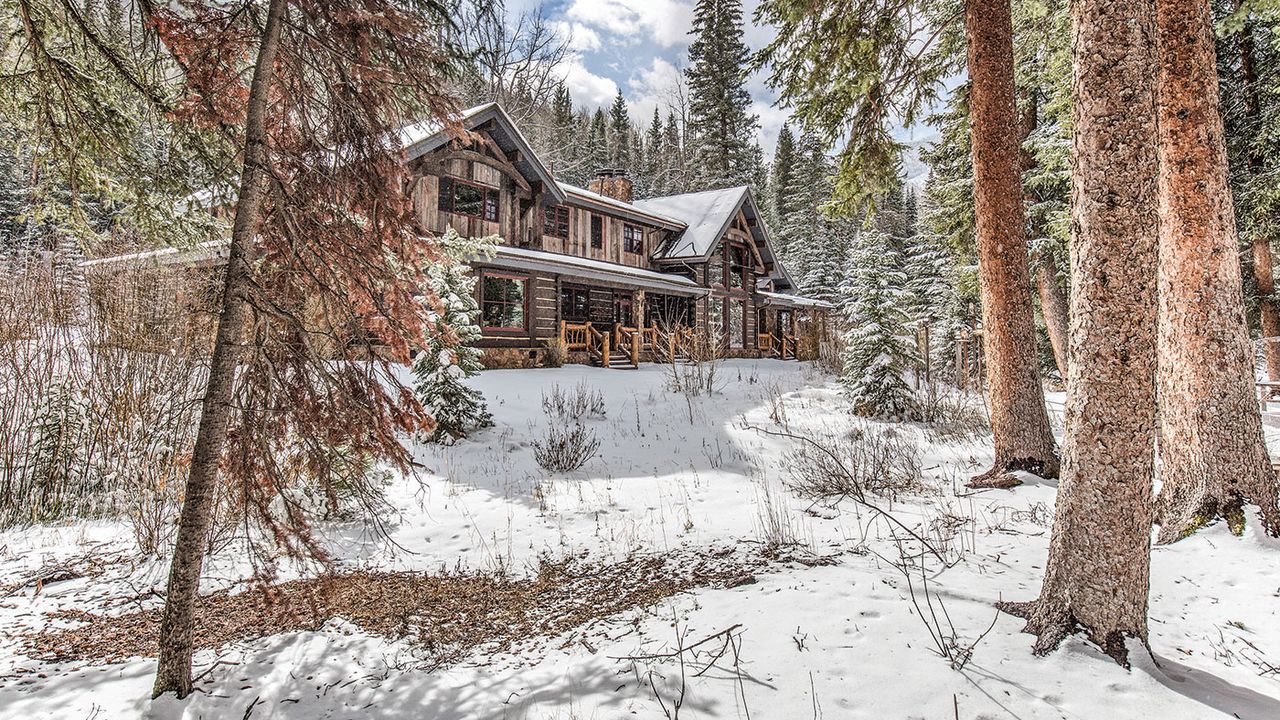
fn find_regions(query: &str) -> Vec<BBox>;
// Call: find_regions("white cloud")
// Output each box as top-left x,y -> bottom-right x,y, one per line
626,58 -> 686,127
565,0 -> 695,48
552,21 -> 603,52
561,54 -> 619,109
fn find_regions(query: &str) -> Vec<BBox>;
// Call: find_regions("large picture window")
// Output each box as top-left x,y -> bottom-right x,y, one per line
590,215 -> 604,249
438,177 -> 500,222
560,283 -> 590,322
623,224 -> 643,254
543,205 -> 570,238
480,273 -> 526,330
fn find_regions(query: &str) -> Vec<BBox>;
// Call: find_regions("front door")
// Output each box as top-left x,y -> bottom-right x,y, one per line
613,292 -> 634,326
777,310 -> 793,337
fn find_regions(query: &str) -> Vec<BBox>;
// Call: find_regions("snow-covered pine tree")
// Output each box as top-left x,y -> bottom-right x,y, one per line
840,227 -> 919,420
685,0 -> 759,190
413,229 -> 499,444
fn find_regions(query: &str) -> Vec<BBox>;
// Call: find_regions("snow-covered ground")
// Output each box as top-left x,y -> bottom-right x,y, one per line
2,360 -> 1278,719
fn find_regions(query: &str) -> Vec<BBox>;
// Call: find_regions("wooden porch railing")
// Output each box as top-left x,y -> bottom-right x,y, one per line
561,320 -> 591,351
614,324 -> 642,367
758,333 -> 774,354
780,333 -> 798,360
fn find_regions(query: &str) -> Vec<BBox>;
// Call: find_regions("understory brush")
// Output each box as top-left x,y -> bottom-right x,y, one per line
533,383 -> 604,472
917,386 -> 989,443
1,254 -> 208,534
783,423 -> 925,503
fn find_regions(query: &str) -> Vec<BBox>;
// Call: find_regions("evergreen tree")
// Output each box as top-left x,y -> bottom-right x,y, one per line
661,112 -> 686,194
607,91 -> 633,171
769,124 -> 800,254
640,107 -> 664,197
588,108 -> 609,175
414,229 -> 498,444
840,228 -> 919,420
685,0 -> 760,190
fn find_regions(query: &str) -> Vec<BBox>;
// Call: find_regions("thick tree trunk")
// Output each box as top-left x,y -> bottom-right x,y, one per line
1000,0 -> 1160,666
152,0 -> 287,699
1237,16 -> 1280,391
964,0 -> 1059,486
1018,90 -> 1071,379
1153,0 -> 1280,542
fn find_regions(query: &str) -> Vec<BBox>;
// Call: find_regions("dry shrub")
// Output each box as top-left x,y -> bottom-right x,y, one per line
0,250 -> 211,530
784,423 -> 924,502
532,422 -> 601,472
541,382 -> 606,422
918,387 -> 989,443
664,324 -> 724,425
542,337 -> 569,368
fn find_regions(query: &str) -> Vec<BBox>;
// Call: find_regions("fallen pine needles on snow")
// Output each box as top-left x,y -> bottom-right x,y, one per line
23,547 -> 782,669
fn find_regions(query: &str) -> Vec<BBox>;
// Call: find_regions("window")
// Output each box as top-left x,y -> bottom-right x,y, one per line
543,205 -> 570,238
708,297 -> 724,340
623,224 -> 644,254
729,301 -> 745,348
727,246 -> 746,289
480,273 -> 526,330
590,215 -> 603,249
560,284 -> 590,322
438,177 -> 499,222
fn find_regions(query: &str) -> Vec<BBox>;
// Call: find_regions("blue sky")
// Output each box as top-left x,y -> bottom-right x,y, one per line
511,0 -> 943,157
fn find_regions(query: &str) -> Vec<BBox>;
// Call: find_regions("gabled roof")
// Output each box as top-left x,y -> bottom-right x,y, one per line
633,186 -> 751,261
401,103 -> 566,203
633,186 -> 783,274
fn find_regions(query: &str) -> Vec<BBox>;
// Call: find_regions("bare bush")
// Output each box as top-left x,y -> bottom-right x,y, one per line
918,387 -> 989,442
532,422 -> 600,472
783,424 -> 924,502
0,252 -> 210,528
541,382 -> 606,421
664,324 -> 724,424
541,337 -> 569,368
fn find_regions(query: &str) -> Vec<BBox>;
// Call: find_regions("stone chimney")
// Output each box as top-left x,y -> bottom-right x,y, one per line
587,168 -> 634,203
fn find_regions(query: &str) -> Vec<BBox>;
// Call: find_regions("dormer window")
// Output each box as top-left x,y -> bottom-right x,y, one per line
543,205 -> 570,238
438,177 -> 499,222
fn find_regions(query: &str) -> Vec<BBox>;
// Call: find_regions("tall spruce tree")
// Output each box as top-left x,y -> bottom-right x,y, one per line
607,91 -> 633,171
685,0 -> 760,190
769,124 -> 801,255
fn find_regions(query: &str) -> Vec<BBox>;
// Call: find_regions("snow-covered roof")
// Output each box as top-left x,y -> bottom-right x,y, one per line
486,246 -> 706,296
758,291 -> 834,309
556,183 -> 685,229
633,186 -> 751,260
401,103 -> 566,203
80,239 -> 230,270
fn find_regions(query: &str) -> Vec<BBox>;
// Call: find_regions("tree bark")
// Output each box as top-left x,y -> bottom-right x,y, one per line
1236,14 -> 1280,392
1018,90 -> 1071,379
1000,0 -> 1160,666
1034,263 -> 1070,378
1153,0 -> 1280,542
152,0 -> 287,698
964,0 -> 1059,486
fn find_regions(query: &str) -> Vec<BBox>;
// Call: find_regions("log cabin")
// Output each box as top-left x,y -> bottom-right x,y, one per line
403,103 -> 831,368
82,102 -> 832,369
